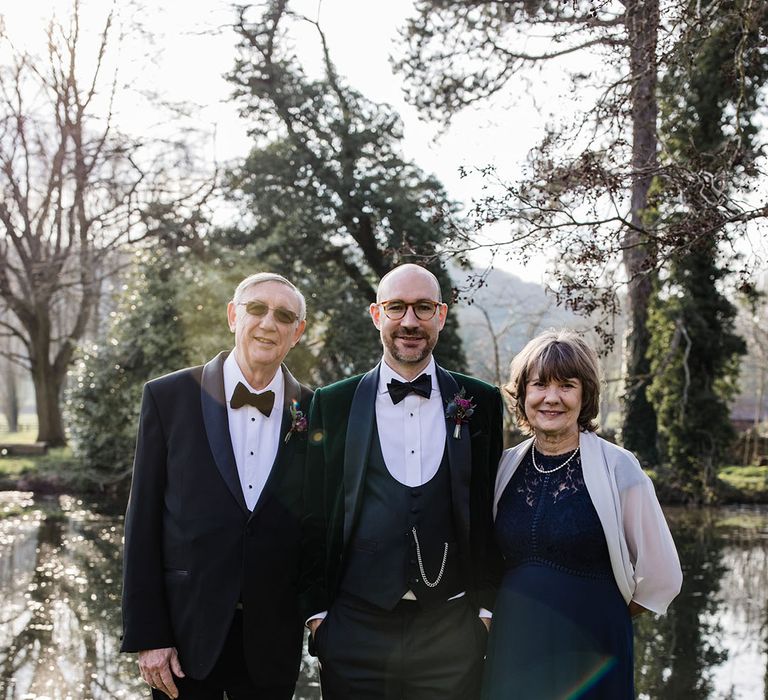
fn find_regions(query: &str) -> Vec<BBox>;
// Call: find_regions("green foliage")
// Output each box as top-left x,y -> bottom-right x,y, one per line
0,456 -> 34,477
66,251 -> 194,489
647,246 -> 746,502
222,2 -> 466,382
660,0 -> 768,171
647,0 -> 767,503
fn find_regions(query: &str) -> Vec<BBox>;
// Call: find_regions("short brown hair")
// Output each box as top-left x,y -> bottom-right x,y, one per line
503,329 -> 601,435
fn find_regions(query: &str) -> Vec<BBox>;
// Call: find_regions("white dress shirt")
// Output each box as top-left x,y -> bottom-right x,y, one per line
376,357 -> 446,486
224,352 -> 284,511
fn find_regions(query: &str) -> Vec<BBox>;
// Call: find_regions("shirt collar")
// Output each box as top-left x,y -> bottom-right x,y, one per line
224,351 -> 284,401
377,356 -> 436,396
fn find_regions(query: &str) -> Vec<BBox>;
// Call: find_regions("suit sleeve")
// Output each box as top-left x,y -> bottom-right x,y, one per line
474,386 -> 505,610
299,388 -> 330,621
120,383 -> 174,652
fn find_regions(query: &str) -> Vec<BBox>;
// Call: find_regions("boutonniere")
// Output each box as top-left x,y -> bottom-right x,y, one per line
284,399 -> 308,443
445,387 -> 475,439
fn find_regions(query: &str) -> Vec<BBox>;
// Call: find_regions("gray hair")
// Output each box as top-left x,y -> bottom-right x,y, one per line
232,272 -> 307,321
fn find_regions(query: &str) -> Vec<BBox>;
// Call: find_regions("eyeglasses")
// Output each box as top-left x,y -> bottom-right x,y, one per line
238,301 -> 299,325
378,299 -> 442,321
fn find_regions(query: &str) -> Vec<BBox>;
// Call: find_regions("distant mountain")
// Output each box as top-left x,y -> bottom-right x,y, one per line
449,264 -> 587,385
447,264 -> 768,437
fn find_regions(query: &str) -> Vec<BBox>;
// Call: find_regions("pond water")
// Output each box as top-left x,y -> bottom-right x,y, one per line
0,492 -> 765,699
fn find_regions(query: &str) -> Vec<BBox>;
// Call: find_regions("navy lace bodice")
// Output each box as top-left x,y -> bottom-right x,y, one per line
495,446 -> 613,580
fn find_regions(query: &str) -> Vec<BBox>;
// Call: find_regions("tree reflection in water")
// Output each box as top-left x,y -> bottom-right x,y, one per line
0,492 -> 322,700
635,506 -> 768,700
0,494 -> 765,699
0,492 -> 141,698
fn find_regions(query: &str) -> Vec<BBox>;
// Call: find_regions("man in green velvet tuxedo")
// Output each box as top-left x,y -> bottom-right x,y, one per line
301,264 -> 504,700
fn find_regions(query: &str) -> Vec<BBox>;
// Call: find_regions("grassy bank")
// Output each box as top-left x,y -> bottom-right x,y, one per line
0,428 -> 85,493
0,446 -> 79,491
718,465 -> 768,502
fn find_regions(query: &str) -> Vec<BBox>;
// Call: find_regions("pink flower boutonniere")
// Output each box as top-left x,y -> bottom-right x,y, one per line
446,387 -> 475,439
284,399 -> 308,443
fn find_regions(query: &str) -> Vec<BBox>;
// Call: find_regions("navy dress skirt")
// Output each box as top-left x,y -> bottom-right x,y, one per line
481,447 -> 634,700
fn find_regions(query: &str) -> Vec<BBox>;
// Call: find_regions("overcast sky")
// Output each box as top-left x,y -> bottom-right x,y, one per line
1,1 -> 593,282
5,1 -> 764,285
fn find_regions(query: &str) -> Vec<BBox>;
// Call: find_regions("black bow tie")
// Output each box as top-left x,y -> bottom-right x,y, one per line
387,374 -> 432,405
230,382 -> 275,416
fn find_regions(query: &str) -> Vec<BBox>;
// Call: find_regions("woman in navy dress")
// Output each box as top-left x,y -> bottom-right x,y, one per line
482,330 -> 682,700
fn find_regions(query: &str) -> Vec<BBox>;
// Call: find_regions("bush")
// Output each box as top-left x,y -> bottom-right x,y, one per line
66,251 -> 191,489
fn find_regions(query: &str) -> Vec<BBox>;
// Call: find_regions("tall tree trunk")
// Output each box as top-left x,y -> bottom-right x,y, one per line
29,317 -> 67,447
32,370 -> 66,447
2,359 -> 19,433
621,0 -> 660,465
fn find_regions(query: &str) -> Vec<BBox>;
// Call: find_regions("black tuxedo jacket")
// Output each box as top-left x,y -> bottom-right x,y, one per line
121,351 -> 313,685
299,362 -> 504,621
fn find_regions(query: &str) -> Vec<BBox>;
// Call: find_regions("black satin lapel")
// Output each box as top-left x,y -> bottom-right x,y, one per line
250,365 -> 300,520
201,351 -> 248,514
435,365 -> 471,543
279,364 -> 301,442
342,365 -> 379,549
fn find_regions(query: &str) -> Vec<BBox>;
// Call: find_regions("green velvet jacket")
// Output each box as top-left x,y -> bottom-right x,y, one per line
299,361 -> 504,621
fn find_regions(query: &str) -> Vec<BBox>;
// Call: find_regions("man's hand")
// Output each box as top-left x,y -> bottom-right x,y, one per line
307,618 -> 323,639
628,600 -> 648,618
480,617 -> 491,632
138,647 -> 184,699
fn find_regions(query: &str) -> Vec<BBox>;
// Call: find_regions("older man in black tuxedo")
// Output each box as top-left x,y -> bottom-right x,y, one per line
301,264 -> 504,700
121,272 -> 312,700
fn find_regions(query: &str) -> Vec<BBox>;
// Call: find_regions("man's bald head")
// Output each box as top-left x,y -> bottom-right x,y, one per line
376,264 -> 443,303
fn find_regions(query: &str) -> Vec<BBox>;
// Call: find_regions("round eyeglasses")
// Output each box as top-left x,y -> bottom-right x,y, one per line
378,299 -> 441,321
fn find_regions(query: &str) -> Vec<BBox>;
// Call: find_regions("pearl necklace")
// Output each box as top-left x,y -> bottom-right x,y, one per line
531,441 -> 580,474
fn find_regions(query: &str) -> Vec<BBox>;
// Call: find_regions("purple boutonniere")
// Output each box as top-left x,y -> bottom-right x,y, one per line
284,399 -> 308,443
446,387 -> 475,439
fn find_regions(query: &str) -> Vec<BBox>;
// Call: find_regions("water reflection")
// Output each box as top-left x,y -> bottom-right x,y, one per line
0,494 -> 766,699
0,492 -> 140,699
634,506 -> 768,699
0,493 -> 320,700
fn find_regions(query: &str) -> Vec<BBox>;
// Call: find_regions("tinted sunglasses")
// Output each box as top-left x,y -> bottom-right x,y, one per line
238,301 -> 299,325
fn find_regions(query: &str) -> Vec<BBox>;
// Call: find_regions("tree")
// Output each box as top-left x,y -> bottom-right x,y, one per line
223,1 -> 467,381
0,353 -> 19,432
0,5 -> 145,445
737,287 -> 768,465
0,320 -> 24,432
647,249 -> 745,501
0,3 -> 216,445
395,0 -> 768,464
646,0 -> 766,502
66,250 -> 193,489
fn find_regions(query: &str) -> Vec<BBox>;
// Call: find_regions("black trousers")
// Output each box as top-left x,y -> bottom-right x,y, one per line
315,593 -> 488,700
150,610 -> 294,700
